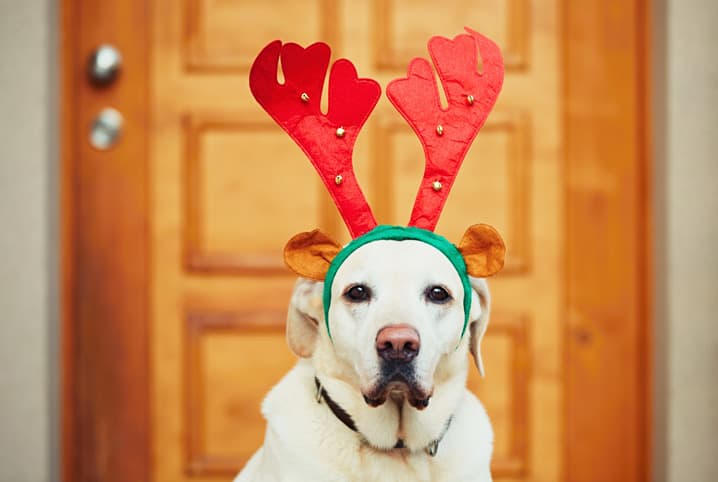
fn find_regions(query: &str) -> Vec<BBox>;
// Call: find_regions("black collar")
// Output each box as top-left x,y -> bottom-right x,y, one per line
314,376 -> 359,432
314,377 -> 452,456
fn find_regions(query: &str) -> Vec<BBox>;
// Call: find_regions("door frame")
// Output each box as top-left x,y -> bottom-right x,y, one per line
562,0 -> 653,480
61,1 -> 151,481
60,1 -> 653,480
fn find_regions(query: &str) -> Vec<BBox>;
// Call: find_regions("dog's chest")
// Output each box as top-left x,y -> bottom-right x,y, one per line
352,446 -> 437,482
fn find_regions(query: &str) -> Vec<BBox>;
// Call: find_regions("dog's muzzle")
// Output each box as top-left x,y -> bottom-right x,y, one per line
363,325 -> 431,409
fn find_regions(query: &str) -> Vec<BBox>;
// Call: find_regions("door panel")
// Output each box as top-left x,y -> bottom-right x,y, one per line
182,114 -> 333,273
152,1 -> 557,481
185,315 -> 295,475
185,0 -> 338,72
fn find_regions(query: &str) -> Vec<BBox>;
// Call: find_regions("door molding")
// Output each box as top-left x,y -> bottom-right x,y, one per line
61,1 -> 652,480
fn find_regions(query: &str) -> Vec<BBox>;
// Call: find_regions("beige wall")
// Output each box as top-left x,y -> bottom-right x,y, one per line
0,0 -> 58,481
654,0 -> 718,481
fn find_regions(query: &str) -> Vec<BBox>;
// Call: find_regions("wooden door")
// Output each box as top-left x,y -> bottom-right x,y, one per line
62,1 -> 651,482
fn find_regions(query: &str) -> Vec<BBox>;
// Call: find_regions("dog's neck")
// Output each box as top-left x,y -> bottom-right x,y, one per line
313,366 -> 467,454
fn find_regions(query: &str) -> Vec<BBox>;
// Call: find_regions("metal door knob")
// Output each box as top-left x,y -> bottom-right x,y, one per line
88,44 -> 122,85
90,108 -> 123,150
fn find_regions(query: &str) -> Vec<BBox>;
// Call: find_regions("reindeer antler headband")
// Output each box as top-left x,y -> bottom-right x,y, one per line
250,27 -> 506,339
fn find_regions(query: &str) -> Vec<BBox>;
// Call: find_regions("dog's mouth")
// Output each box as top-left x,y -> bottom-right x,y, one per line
362,367 -> 432,410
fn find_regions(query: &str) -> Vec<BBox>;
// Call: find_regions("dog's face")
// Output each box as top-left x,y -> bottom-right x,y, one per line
286,239 -> 492,411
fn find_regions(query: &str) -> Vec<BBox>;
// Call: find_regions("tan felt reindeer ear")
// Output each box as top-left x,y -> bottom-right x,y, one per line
284,230 -> 342,281
457,224 -> 506,277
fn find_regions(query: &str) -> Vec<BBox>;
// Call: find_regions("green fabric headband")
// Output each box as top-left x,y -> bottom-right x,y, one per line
322,225 -> 472,340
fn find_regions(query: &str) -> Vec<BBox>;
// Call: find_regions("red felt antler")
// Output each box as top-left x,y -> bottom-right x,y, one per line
250,40 -> 381,238
386,27 -> 504,231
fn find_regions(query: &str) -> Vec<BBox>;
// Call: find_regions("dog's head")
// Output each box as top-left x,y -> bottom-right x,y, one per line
283,224 -> 503,410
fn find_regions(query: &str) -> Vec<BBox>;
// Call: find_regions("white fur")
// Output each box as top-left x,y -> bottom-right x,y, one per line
235,240 -> 494,482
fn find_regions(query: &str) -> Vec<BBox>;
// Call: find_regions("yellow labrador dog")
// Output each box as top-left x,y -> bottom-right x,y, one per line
235,239 -> 494,482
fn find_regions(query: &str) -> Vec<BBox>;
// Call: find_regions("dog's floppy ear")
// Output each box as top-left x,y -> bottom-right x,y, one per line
468,277 -> 492,376
286,278 -> 324,358
284,229 -> 342,280
457,224 -> 505,277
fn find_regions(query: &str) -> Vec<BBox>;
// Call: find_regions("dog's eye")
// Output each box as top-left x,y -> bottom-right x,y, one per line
344,284 -> 371,302
426,286 -> 451,304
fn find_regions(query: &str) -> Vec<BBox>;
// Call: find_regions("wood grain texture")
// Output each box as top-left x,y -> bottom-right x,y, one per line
183,310 -> 293,476
184,0 -> 339,72
372,0 -> 530,70
180,113 -> 338,274
61,0 -> 151,481
563,0 -> 652,480
62,0 -> 652,481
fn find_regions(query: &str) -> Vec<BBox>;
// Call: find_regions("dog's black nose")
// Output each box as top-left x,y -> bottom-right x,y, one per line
375,324 -> 420,363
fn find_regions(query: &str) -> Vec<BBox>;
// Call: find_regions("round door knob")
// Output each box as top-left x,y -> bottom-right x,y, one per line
88,44 -> 122,85
90,108 -> 123,150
